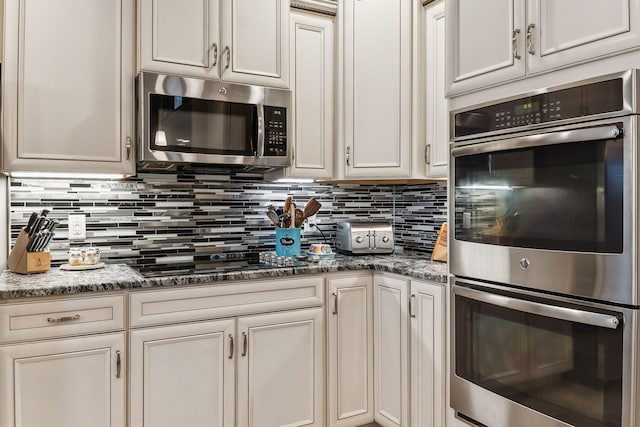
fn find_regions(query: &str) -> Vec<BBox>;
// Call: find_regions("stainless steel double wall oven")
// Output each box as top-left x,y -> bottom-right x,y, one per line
449,70 -> 640,427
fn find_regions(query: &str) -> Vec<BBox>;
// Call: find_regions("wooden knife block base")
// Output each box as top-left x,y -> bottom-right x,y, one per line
8,229 -> 51,274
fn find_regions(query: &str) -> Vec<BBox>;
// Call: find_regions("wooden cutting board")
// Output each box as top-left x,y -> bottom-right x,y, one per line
431,222 -> 447,263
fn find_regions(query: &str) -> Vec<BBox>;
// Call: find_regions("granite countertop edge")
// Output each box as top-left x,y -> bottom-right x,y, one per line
0,254 -> 449,300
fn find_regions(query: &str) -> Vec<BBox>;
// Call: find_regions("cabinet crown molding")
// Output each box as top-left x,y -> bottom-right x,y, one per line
291,0 -> 337,15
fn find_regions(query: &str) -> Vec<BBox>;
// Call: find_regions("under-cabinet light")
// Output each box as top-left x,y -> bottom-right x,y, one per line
9,171 -> 128,180
275,178 -> 315,183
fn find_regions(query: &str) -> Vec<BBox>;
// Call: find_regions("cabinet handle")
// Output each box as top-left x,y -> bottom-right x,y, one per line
47,314 -> 80,323
425,144 -> 431,165
526,23 -> 535,55
209,43 -> 218,70
332,292 -> 338,315
512,28 -> 521,60
228,334 -> 234,359
224,46 -> 231,71
410,294 -> 416,318
116,350 -> 121,378
346,147 -> 351,167
126,137 -> 132,160
241,332 -> 248,356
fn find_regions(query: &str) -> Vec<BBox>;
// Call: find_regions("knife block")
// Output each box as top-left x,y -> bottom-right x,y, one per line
7,229 -> 51,274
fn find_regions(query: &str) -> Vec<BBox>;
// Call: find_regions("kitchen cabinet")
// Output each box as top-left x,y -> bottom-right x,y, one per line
237,308 -> 324,427
423,0 -> 448,179
129,319 -> 236,427
327,273 -> 374,427
129,276 -> 325,427
2,0 -> 135,175
373,274 -> 409,427
372,275 -> 445,427
446,0 -> 640,95
139,0 -> 290,89
410,279 -> 445,427
338,0 -> 412,179
0,295 -> 126,427
284,9 -> 334,179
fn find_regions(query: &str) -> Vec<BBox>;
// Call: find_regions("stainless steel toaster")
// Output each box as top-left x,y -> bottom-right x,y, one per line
335,221 -> 395,255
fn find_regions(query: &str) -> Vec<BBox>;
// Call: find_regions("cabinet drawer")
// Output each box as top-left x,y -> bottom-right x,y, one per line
0,295 -> 125,343
130,276 -> 324,328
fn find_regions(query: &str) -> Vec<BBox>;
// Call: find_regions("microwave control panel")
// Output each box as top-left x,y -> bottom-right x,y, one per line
264,106 -> 287,156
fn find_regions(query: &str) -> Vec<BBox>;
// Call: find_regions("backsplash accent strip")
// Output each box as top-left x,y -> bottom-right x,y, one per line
10,169 -> 446,275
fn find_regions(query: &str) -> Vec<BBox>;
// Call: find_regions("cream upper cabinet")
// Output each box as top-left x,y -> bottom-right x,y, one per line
446,0 -> 526,96
446,0 -> 640,95
416,0 -> 448,179
285,9 -> 334,179
2,0 -> 135,175
339,0 -> 412,179
327,273 -> 374,427
139,0 -> 221,79
0,333 -> 126,427
139,0 -> 290,88
526,0 -> 640,74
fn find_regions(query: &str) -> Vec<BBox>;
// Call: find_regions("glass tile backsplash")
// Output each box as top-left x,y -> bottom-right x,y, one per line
9,168 -> 446,271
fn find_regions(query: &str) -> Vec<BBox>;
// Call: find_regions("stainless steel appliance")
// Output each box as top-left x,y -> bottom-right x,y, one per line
137,72 -> 291,170
449,70 -> 640,427
335,221 -> 394,254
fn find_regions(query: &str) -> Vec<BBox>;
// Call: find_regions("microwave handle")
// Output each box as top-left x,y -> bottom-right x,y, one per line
451,124 -> 621,157
255,105 -> 264,157
453,284 -> 620,329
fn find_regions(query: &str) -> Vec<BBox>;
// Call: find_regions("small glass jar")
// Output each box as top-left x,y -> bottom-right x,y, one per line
68,248 -> 83,266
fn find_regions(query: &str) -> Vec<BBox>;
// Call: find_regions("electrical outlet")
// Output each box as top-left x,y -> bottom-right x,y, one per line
303,214 -> 318,234
68,214 -> 86,240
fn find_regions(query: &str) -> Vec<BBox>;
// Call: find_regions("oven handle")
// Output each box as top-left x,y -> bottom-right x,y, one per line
451,124 -> 621,157
453,285 -> 620,329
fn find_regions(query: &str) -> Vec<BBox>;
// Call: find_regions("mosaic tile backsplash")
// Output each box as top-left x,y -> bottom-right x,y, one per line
10,167 -> 447,275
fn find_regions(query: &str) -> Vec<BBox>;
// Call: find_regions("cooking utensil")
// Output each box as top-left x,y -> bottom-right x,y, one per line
24,212 -> 38,234
266,210 -> 280,227
294,208 -> 304,227
289,203 -> 296,229
302,198 -> 321,222
284,196 -> 292,214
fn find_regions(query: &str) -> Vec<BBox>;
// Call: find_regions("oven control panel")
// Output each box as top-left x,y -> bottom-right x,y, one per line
264,106 -> 287,157
454,76 -> 624,138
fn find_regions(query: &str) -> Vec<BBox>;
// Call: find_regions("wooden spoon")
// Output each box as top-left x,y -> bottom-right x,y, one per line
302,198 -> 321,222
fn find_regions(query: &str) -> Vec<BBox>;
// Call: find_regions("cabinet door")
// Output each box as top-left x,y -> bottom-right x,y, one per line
446,0 -> 526,95
0,333 -> 125,427
410,281 -> 444,427
526,0 -> 640,74
237,308 -> 324,427
2,0 -> 135,175
342,0 -> 411,178
220,0 -> 290,88
424,0 -> 448,179
129,319 -> 235,427
287,10 -> 334,179
327,274 -> 374,427
373,275 -> 409,427
139,0 -> 220,79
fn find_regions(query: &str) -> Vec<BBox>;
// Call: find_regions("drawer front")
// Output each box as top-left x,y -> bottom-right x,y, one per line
0,295 -> 125,343
130,276 -> 324,328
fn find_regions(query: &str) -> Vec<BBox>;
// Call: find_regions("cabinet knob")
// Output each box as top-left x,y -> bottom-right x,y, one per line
355,236 -> 364,244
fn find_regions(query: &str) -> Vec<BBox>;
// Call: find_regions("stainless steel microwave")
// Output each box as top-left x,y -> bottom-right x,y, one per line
137,72 -> 291,169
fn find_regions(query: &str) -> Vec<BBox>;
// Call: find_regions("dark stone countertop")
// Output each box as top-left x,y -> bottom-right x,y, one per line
0,253 -> 448,300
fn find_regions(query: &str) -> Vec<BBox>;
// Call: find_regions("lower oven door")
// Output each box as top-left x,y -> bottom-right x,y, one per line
451,278 -> 636,427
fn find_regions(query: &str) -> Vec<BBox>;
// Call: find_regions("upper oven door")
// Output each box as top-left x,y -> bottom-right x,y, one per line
450,116 -> 637,305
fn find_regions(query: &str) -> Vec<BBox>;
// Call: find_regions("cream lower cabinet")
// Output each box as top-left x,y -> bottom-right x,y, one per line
327,273 -> 374,427
129,276 -> 325,427
372,274 -> 445,427
129,319 -> 236,427
0,333 -> 126,427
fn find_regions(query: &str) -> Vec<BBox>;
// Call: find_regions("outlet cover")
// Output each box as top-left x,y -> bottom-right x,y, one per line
68,214 -> 86,240
303,214 -> 317,233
